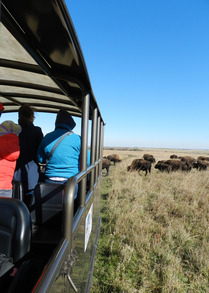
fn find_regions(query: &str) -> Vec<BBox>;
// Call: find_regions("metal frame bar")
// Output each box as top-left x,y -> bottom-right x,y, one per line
90,108 -> 98,189
0,58 -> 44,74
1,93 -> 78,109
80,93 -> 90,207
95,116 -> 101,180
0,79 -> 63,94
99,121 -> 104,174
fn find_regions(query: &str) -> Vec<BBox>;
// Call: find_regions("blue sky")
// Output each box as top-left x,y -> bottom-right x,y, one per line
3,1 -> 209,149
66,0 -> 209,149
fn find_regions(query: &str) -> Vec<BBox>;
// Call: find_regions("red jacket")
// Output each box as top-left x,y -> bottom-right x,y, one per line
0,133 -> 20,189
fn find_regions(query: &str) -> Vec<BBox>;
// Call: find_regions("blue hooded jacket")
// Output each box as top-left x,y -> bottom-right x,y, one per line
37,110 -> 90,179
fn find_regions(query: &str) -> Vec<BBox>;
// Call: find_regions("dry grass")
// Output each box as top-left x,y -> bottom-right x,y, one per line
91,148 -> 209,293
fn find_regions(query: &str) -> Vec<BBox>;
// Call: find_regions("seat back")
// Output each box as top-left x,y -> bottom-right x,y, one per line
0,198 -> 31,262
12,180 -> 24,201
30,183 -> 64,225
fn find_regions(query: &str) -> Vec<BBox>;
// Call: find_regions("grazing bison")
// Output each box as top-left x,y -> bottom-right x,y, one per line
197,156 -> 209,162
127,159 -> 151,176
179,156 -> 196,166
102,158 -> 111,176
107,154 -> 121,165
170,154 -> 178,159
164,159 -> 191,172
155,160 -> 171,173
143,154 -> 156,164
193,160 -> 209,171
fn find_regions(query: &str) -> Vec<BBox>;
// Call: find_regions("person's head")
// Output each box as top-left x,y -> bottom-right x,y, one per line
18,104 -> 35,125
0,102 -> 4,117
55,109 -> 76,130
0,120 -> 22,136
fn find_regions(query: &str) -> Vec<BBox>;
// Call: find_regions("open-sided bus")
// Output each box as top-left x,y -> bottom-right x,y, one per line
0,0 -> 104,292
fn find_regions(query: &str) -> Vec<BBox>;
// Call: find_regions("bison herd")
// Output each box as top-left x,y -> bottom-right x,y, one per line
102,153 -> 209,176
155,155 -> 209,173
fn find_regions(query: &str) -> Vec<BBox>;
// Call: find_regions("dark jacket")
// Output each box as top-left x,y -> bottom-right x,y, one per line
14,121 -> 43,195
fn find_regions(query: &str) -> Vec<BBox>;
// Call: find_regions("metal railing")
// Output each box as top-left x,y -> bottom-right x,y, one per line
33,158 -> 102,292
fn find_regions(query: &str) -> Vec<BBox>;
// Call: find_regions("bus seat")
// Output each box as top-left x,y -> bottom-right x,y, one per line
0,198 -> 31,263
30,183 -> 64,226
12,180 -> 24,201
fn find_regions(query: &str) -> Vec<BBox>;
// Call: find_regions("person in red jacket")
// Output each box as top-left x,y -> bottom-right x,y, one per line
0,102 -> 4,117
0,121 -> 22,197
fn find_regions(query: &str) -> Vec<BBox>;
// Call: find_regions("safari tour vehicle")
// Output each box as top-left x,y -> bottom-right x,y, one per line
0,0 -> 104,292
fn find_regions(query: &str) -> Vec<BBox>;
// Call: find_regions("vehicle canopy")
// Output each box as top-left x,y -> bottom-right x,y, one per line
0,0 -> 103,122
0,1 -> 104,292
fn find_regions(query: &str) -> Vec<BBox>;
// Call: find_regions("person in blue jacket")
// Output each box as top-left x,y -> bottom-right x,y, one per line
37,109 -> 90,185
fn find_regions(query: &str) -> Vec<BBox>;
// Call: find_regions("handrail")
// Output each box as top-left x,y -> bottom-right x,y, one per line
33,158 -> 102,292
63,159 -> 102,246
29,158 -> 101,213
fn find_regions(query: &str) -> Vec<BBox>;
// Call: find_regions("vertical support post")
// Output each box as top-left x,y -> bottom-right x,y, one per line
90,107 -> 98,190
63,177 -> 77,248
80,93 -> 90,207
99,121 -> 104,174
95,116 -> 101,180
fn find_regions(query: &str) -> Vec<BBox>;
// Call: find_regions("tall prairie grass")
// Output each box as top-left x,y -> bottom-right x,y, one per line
91,149 -> 209,292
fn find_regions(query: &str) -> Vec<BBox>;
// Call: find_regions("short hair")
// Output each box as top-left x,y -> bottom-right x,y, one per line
19,105 -> 34,119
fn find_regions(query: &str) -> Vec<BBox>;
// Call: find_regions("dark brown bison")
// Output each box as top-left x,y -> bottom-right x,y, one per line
164,159 -> 191,172
107,154 -> 121,165
143,154 -> 156,164
102,158 -> 111,176
170,154 -> 178,159
179,156 -> 196,166
193,160 -> 209,171
155,160 -> 171,173
197,156 -> 209,162
127,159 -> 151,175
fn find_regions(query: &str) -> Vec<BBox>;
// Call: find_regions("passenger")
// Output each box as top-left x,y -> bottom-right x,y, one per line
37,109 -> 90,190
0,102 -> 4,117
0,121 -> 22,197
13,105 -> 43,206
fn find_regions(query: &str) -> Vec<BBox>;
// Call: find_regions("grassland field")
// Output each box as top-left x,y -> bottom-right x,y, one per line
91,148 -> 209,293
